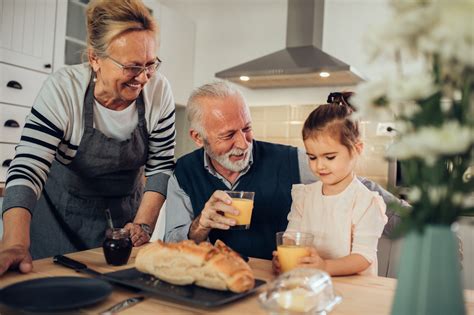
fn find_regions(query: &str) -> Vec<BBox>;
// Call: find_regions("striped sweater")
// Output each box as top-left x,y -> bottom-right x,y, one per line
2,63 -> 175,213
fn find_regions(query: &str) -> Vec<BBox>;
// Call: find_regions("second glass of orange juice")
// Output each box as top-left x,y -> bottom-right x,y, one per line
276,231 -> 314,273
224,191 -> 255,230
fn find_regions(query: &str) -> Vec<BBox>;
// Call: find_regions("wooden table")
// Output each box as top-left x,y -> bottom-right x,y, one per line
1,247 -> 473,314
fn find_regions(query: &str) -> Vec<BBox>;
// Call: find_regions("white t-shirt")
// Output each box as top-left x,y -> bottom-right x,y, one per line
287,177 -> 387,276
93,100 -> 138,141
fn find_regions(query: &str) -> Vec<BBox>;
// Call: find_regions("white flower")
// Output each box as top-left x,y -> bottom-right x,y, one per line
451,193 -> 464,206
386,72 -> 436,117
388,72 -> 436,103
351,79 -> 394,121
365,3 -> 438,58
440,97 -> 453,113
407,186 -> 422,202
427,185 -> 448,204
387,121 -> 474,161
391,0 -> 427,13
418,1 -> 474,66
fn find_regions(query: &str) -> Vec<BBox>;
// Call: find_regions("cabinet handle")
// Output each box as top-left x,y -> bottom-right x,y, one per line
2,159 -> 12,167
4,119 -> 20,128
6,80 -> 22,90
44,64 -> 52,69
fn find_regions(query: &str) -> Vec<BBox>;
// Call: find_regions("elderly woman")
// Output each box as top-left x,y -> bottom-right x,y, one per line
0,0 -> 175,275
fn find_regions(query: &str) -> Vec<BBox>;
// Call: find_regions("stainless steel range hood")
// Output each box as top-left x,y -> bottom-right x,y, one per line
215,0 -> 364,89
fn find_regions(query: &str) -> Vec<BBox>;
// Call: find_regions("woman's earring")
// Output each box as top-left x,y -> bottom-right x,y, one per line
93,77 -> 97,83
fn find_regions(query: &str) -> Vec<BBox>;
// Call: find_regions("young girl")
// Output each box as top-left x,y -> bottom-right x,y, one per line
273,101 -> 387,276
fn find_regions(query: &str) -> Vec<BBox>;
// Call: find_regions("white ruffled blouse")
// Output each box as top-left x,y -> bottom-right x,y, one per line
287,177 -> 388,276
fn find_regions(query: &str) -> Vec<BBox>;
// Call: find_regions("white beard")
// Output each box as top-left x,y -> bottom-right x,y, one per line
204,142 -> 253,173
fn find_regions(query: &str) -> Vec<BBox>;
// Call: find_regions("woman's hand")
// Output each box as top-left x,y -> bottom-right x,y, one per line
0,244 -> 33,276
297,247 -> 327,271
272,250 -> 282,274
124,223 -> 151,247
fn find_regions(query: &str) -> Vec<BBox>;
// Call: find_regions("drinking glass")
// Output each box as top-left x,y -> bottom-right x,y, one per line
224,191 -> 255,230
276,231 -> 314,272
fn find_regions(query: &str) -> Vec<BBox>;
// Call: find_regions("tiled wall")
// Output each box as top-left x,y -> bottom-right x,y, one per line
249,105 -> 393,188
174,104 -> 393,188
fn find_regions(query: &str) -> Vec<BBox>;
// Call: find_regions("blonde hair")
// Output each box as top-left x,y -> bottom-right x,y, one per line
86,0 -> 157,58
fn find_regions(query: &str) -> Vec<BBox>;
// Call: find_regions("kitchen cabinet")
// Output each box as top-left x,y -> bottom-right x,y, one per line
0,0 -> 67,186
63,0 -> 88,66
0,63 -> 48,184
0,0 -> 57,74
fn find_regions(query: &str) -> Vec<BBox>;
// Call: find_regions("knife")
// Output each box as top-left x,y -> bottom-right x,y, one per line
53,255 -> 103,277
53,255 -> 140,291
99,296 -> 145,315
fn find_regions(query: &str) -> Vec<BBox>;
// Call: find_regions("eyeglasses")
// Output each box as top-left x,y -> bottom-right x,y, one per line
106,55 -> 162,77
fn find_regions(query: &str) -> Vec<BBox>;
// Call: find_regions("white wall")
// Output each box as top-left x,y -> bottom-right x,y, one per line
158,0 -> 394,106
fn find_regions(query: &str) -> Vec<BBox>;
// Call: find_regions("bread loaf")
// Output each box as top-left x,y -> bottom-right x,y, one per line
135,239 -> 255,293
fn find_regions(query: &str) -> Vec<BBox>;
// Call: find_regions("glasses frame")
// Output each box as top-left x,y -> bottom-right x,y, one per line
106,55 -> 162,78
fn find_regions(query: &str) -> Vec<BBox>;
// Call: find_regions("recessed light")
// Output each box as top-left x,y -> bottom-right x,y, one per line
319,72 -> 330,78
240,76 -> 250,81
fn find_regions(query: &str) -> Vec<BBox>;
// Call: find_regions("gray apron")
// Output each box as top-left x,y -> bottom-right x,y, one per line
30,78 -> 148,259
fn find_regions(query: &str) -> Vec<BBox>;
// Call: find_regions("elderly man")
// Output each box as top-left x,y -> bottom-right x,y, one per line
164,81 -> 403,259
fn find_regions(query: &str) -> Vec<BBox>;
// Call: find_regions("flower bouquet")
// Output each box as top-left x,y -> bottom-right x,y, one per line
351,1 -> 473,314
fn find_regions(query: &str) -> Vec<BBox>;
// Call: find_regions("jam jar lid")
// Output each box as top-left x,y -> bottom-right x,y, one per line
105,228 -> 130,240
258,268 -> 342,314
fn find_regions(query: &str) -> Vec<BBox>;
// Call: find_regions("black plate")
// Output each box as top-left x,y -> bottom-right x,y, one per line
0,276 -> 112,312
104,268 -> 266,308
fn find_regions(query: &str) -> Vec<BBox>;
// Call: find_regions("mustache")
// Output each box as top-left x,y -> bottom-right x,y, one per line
225,147 -> 249,157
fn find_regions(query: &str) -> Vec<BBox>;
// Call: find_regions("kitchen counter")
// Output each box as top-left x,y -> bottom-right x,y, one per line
1,247 -> 473,314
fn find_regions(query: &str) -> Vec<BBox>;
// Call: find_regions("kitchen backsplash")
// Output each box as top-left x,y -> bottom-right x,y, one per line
174,104 -> 393,188
249,105 -> 393,188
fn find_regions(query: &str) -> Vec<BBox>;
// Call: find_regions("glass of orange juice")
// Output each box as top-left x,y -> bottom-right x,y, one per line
276,231 -> 314,273
224,191 -> 255,230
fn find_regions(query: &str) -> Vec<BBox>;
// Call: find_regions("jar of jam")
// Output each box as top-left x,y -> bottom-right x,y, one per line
102,228 -> 132,266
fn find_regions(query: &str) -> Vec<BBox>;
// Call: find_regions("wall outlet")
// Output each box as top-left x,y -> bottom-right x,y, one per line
376,122 -> 396,137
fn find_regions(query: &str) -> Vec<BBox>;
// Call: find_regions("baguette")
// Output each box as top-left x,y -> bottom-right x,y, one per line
135,239 -> 255,293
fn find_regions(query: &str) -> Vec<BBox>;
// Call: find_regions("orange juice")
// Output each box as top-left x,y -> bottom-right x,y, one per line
225,198 -> 254,228
277,245 -> 310,272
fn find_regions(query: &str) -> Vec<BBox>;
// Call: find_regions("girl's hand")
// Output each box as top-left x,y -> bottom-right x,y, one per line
297,247 -> 327,271
272,250 -> 282,274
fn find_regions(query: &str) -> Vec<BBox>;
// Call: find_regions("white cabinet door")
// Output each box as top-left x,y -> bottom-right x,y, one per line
0,0 -> 57,73
0,103 -> 31,144
0,63 -> 48,108
0,143 -> 15,182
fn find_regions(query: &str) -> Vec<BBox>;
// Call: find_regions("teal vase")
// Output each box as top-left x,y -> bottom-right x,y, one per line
391,225 -> 466,315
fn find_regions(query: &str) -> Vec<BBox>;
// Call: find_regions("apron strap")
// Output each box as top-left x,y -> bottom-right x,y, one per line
84,75 -> 95,130
84,74 -> 146,129
43,190 -> 89,251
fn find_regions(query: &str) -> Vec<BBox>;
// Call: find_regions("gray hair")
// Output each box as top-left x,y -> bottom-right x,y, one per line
186,81 -> 248,137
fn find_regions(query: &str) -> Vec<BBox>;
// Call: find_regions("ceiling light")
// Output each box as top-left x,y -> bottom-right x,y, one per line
240,76 -> 250,81
319,72 -> 330,78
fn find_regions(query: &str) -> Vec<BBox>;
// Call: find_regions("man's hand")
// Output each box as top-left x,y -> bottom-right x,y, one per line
0,244 -> 33,276
188,190 -> 238,242
124,223 -> 151,247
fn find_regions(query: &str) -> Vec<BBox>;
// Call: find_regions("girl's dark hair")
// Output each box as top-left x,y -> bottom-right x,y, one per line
302,93 -> 359,152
